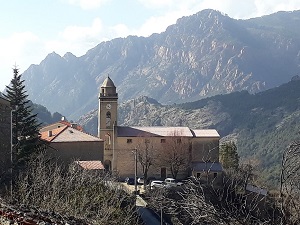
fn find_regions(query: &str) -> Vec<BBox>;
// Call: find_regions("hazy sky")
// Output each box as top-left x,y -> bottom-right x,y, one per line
1,0 -> 300,91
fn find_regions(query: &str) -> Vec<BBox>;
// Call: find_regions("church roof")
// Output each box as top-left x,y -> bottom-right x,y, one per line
116,126 -> 220,138
191,129 -> 220,138
117,126 -> 194,137
101,76 -> 115,88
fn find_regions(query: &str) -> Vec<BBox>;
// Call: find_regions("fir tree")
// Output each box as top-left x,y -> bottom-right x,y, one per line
220,141 -> 239,169
4,67 -> 42,169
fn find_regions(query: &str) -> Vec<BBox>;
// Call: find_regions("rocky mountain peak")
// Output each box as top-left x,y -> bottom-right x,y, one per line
22,9 -> 300,120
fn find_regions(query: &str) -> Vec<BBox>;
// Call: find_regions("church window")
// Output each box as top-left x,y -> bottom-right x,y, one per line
127,139 -> 132,143
161,139 -> 166,143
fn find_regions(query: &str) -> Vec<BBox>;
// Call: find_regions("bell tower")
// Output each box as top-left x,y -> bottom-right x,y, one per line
98,76 -> 118,170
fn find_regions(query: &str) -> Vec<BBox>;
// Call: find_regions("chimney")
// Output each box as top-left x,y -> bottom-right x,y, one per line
48,130 -> 52,137
71,123 -> 77,129
61,116 -> 65,121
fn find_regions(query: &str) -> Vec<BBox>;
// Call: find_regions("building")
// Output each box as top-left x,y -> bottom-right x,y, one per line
98,76 -> 222,180
0,93 -> 11,180
40,121 -> 104,166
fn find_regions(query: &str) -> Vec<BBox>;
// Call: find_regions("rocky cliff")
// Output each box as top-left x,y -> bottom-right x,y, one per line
23,9 -> 300,119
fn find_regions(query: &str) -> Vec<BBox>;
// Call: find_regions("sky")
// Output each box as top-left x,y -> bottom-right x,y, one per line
1,0 -> 300,92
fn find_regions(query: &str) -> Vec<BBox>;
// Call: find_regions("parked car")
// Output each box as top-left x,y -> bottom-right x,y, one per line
146,176 -> 157,184
125,177 -> 135,185
150,180 -> 164,189
137,177 -> 144,184
164,178 -> 183,188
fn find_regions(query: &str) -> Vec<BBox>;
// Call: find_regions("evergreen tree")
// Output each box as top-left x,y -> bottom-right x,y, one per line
220,141 -> 239,169
4,67 -> 42,169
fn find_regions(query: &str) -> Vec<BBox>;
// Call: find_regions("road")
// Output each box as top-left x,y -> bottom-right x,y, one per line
137,206 -> 163,225
122,183 -> 171,225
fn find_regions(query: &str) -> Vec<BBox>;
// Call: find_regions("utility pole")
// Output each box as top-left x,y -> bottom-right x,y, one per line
10,107 -> 15,200
160,204 -> 163,225
134,147 -> 138,194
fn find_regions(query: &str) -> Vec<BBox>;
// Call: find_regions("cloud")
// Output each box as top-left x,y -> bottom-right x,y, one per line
45,18 -> 108,56
136,11 -> 183,37
254,0 -> 300,17
0,32 -> 45,90
110,24 -> 130,38
68,0 -> 110,10
61,18 -> 103,41
138,0 -> 174,9
137,0 -> 300,20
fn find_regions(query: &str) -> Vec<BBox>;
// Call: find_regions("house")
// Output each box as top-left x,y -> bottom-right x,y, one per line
97,76 -> 222,180
0,93 -> 11,180
40,123 -> 104,166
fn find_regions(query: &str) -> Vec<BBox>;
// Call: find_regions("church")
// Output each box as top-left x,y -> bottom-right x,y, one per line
98,76 -> 222,181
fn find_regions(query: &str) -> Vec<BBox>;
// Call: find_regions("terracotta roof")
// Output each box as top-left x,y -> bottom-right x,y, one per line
51,127 -> 102,142
40,121 -> 83,132
75,161 -> 105,170
191,129 -> 220,138
117,126 -> 194,137
40,126 -> 68,142
59,120 -> 83,131
40,126 -> 102,142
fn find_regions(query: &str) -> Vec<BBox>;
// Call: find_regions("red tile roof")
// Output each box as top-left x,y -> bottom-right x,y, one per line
40,126 -> 68,142
40,121 -> 83,133
40,126 -> 102,142
75,161 -> 104,170
51,127 -> 101,142
59,120 -> 83,131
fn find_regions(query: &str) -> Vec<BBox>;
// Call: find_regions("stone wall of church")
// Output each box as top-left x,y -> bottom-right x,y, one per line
113,136 -> 219,179
191,138 -> 219,162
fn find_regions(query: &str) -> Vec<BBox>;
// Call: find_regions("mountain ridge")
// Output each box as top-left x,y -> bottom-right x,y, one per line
22,9 -> 300,119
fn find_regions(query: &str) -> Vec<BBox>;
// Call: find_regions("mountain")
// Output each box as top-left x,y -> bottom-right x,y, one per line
31,102 -> 65,126
23,9 -> 300,120
78,79 -> 300,185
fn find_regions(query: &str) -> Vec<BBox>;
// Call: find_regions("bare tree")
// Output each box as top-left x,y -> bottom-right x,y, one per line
279,141 -> 300,224
12,153 -> 139,225
135,135 -> 157,186
159,131 -> 190,179
145,170 -> 279,225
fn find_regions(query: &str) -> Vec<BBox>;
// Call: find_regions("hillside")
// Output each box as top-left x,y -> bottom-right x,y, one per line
22,9 -> 300,120
78,79 -> 300,185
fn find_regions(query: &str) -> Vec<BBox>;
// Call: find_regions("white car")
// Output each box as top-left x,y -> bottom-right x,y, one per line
164,178 -> 183,187
137,177 -> 144,184
150,180 -> 164,189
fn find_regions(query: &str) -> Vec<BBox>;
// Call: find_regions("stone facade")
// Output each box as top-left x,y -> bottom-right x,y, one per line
98,77 -> 222,180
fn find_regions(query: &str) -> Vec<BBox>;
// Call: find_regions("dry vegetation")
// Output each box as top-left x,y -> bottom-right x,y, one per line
2,153 -> 139,225
143,142 -> 300,225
